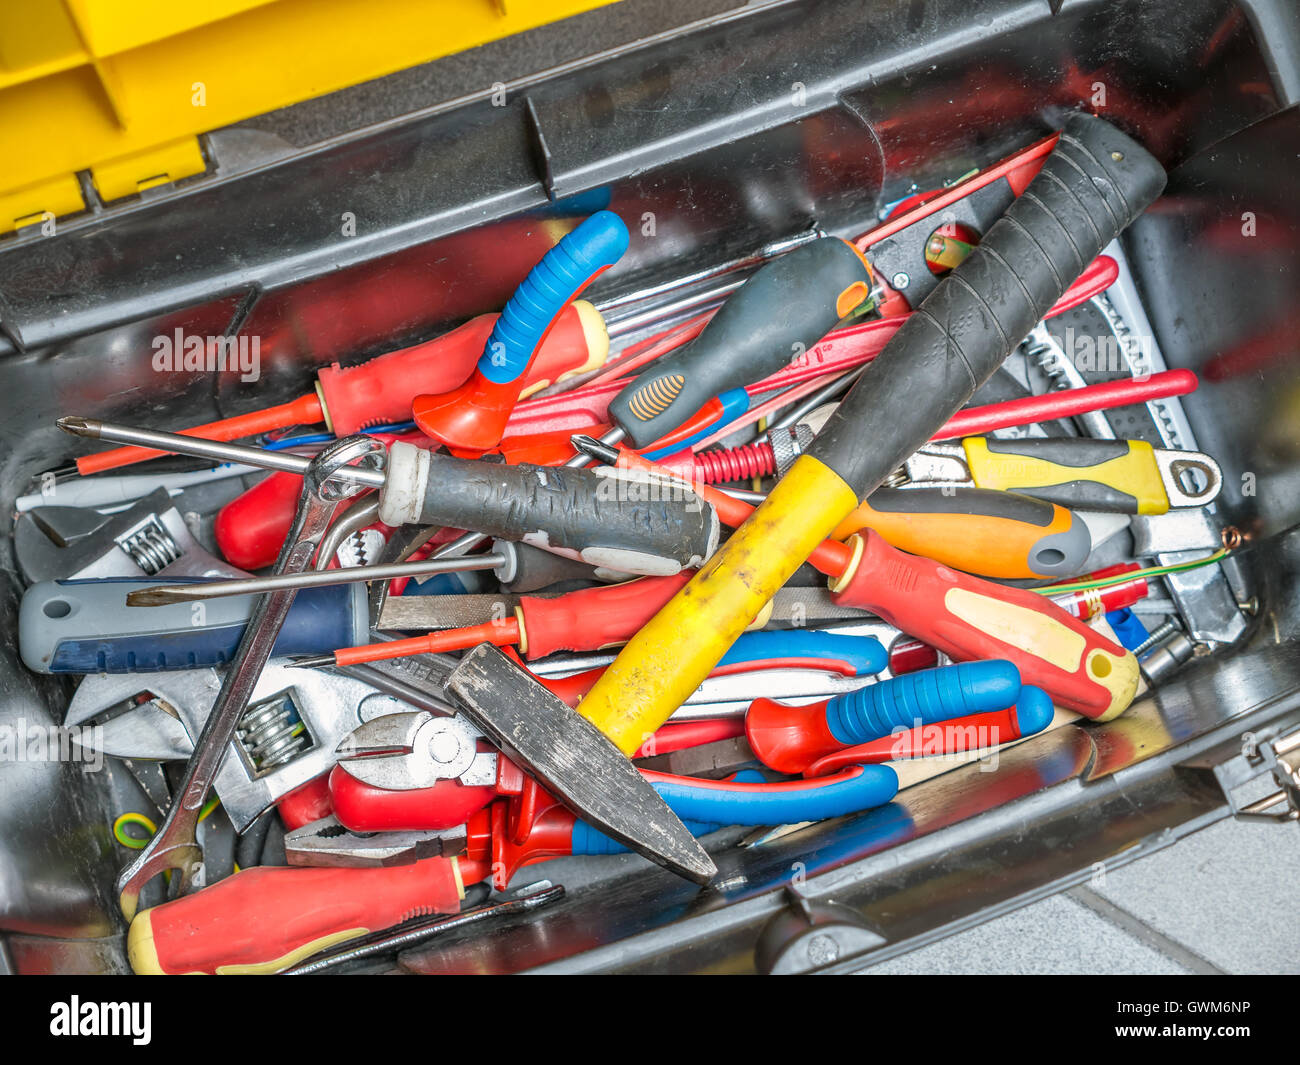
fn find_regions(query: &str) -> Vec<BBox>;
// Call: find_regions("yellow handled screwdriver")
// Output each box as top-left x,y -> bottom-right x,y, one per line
575,113 -> 1169,755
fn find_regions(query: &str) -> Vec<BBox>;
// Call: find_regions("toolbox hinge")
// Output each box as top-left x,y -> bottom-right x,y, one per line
1227,726 -> 1300,824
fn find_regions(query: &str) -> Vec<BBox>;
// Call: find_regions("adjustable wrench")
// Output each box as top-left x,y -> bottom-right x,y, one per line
114,435 -> 386,921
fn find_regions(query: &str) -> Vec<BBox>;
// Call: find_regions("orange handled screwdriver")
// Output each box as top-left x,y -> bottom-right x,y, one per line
76,301 -> 606,475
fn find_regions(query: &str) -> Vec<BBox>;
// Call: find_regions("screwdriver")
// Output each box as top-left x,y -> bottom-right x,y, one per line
291,571 -> 696,668
570,114 -> 1167,752
57,418 -> 718,579
578,236 -> 875,461
74,301 -> 606,475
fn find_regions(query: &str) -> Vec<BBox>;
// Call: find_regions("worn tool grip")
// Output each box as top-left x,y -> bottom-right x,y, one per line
379,443 -> 719,576
126,857 -> 465,974
835,486 -> 1090,579
965,437 -> 1168,513
832,531 -> 1138,720
809,113 -> 1167,493
608,238 -> 873,448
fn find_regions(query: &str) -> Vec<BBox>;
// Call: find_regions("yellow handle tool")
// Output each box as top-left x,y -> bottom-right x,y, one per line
575,114 -> 1167,754
961,436 -> 1222,515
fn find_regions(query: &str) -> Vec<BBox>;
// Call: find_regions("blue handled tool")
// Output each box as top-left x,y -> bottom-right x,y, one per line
642,763 -> 898,825
718,628 -> 888,677
414,211 -> 631,451
18,578 -> 369,674
745,659 -> 1024,773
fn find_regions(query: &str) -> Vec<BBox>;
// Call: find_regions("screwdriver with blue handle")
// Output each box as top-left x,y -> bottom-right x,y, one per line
574,113 -> 1168,760
413,211 -> 631,452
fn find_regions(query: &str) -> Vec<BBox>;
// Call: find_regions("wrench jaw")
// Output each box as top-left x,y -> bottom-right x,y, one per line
113,436 -> 388,923
1156,448 -> 1224,508
116,836 -> 203,924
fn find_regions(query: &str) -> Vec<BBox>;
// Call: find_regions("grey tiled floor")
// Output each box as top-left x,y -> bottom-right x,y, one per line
862,809 -> 1300,975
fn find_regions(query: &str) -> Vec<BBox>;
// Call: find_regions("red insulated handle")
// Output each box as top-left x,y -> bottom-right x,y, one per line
517,571 -> 695,659
319,302 -> 600,436
126,858 -> 467,974
744,698 -> 839,775
831,532 -> 1137,720
214,470 -> 304,570
329,764 -> 499,832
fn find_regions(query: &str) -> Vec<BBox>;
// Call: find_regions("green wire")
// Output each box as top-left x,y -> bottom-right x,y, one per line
1038,549 -> 1232,597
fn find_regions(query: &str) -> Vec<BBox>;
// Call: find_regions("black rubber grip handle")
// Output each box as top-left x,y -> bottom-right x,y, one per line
493,540 -> 608,593
807,113 -> 1166,494
608,238 -> 873,448
416,453 -> 719,576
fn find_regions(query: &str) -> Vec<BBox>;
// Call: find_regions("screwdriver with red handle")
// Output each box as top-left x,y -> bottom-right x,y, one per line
75,300 -> 607,475
292,571 -> 698,668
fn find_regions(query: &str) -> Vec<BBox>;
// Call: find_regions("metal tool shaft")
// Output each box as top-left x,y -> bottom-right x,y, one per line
114,436 -> 386,921
57,416 -> 387,489
126,553 -> 508,605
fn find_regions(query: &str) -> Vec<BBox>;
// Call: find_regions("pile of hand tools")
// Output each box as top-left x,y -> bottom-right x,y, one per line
22,112 -> 1249,974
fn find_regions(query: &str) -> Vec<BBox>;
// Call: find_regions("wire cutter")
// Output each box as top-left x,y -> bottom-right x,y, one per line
331,710 -> 899,833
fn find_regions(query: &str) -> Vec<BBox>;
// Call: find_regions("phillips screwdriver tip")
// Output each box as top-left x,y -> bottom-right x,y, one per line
570,434 -> 619,464
56,416 -> 97,436
287,654 -> 336,669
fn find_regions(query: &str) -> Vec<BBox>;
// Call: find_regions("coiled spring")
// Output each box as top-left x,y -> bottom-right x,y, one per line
237,692 -> 310,772
117,519 -> 182,574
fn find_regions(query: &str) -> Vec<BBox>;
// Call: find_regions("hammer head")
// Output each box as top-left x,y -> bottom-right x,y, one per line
444,644 -> 717,885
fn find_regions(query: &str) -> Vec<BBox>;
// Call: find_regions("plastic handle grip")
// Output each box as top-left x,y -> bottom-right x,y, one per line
18,578 -> 368,674
570,817 -> 720,856
641,763 -> 898,824
824,660 -> 1022,745
479,211 -> 629,384
609,237 -> 873,447
808,113 -> 1167,495
833,531 -> 1139,720
718,629 -> 888,677
966,437 -> 1169,514
520,571 -> 694,659
126,858 -> 464,975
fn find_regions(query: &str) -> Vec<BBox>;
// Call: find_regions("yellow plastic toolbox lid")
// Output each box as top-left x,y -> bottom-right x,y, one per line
0,0 -> 620,232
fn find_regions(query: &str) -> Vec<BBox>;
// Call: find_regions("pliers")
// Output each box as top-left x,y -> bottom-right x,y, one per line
887,435 -> 1222,514
331,710 -> 899,833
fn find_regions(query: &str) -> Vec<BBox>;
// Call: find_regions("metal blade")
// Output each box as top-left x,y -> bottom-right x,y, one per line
445,644 -> 717,885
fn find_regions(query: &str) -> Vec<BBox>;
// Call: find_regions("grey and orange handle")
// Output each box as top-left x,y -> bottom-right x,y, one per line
575,114 -> 1165,754
835,486 -> 1090,579
607,237 -> 874,448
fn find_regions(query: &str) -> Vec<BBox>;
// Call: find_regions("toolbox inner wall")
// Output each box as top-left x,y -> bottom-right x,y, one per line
0,0 -> 1297,972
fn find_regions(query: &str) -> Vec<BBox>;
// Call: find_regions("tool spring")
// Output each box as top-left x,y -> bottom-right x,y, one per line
694,442 -> 775,484
237,691 -> 310,772
117,519 -> 182,574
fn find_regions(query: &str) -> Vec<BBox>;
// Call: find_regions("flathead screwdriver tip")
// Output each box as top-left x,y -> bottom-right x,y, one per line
56,416 -> 97,437
124,588 -> 185,607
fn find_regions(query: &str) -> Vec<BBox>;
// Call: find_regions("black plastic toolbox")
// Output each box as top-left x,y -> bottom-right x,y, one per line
1,0 -> 1298,974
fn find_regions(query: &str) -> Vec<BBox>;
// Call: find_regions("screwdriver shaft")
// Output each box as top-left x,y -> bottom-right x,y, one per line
125,553 -> 507,605
57,417 -> 387,489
